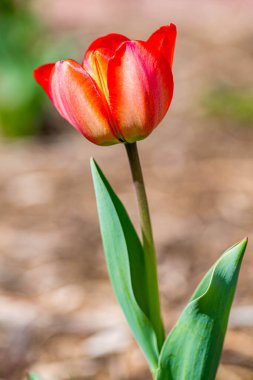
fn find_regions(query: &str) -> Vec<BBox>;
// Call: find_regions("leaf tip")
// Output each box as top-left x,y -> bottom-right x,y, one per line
239,237 -> 248,251
225,237 -> 248,255
90,157 -> 99,175
227,237 -> 248,267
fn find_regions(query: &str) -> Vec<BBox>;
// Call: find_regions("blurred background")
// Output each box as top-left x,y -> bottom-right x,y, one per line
1,0 -> 253,379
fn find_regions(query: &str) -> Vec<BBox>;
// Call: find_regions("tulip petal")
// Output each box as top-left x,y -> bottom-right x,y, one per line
34,63 -> 55,98
84,48 -> 112,101
107,41 -> 174,142
34,60 -> 119,145
147,24 -> 177,67
83,33 -> 129,65
83,34 -> 130,100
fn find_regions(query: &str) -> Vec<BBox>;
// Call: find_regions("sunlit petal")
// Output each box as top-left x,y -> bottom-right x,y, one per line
147,24 -> 177,67
35,60 -> 119,145
107,41 -> 174,142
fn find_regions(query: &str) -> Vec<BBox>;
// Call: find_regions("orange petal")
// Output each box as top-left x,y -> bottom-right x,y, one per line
34,60 -> 119,145
107,41 -> 174,142
83,34 -> 129,101
83,33 -> 129,65
147,24 -> 177,67
84,48 -> 111,101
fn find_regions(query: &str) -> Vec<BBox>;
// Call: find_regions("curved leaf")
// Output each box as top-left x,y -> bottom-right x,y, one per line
91,158 -> 159,371
157,238 -> 247,380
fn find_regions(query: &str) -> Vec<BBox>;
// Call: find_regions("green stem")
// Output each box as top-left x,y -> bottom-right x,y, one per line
125,142 -> 165,350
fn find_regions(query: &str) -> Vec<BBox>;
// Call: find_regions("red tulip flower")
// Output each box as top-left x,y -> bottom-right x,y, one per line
34,24 -> 176,145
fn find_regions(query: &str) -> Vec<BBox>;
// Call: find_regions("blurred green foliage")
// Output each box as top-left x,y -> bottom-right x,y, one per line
0,0 -> 16,12
204,86 -> 253,125
0,0 -> 69,137
27,372 -> 44,380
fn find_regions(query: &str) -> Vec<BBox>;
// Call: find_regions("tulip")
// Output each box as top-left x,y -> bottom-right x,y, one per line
34,24 -> 176,145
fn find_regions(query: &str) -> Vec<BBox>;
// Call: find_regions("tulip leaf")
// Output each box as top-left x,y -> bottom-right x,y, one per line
91,158 -> 159,372
156,238 -> 247,380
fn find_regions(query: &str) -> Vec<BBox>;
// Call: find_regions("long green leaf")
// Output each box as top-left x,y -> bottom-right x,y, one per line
156,238 -> 247,380
91,159 -> 159,372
